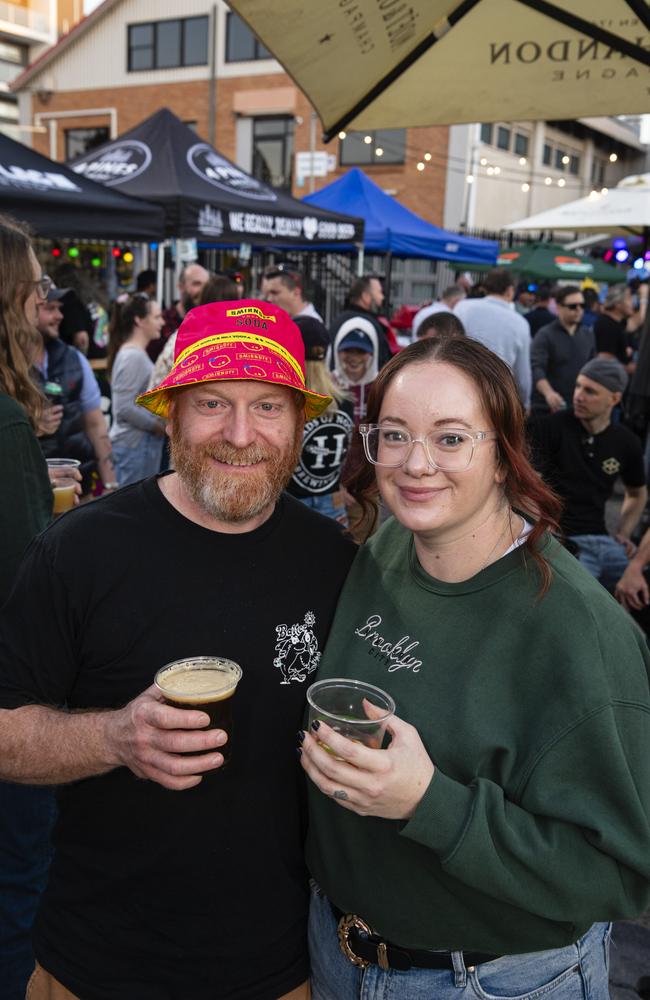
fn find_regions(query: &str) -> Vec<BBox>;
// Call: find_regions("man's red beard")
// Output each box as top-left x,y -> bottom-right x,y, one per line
169,420 -> 303,524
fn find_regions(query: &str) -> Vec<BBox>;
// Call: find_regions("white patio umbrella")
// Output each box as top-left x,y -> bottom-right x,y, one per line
228,0 -> 650,140
504,173 -> 650,237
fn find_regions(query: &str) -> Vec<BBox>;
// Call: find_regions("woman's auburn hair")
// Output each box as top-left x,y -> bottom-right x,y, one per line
343,336 -> 563,596
0,215 -> 44,429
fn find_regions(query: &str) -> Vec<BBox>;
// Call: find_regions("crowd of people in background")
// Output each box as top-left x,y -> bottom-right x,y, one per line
10,239 -> 650,615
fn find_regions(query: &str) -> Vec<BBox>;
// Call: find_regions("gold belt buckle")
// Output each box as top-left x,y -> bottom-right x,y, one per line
337,913 -> 371,969
337,913 -> 391,971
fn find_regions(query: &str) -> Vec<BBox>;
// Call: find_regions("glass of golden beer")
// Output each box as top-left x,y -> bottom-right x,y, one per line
46,458 -> 81,514
154,657 -> 243,770
306,678 -> 395,753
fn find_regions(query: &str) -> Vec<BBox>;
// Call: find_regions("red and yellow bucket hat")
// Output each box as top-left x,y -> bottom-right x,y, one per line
137,299 -> 332,420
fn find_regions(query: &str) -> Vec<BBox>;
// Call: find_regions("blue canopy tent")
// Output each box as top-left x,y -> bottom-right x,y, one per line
303,168 -> 498,265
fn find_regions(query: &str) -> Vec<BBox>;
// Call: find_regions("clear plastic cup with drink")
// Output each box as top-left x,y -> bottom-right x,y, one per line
306,678 -> 395,753
46,458 -> 81,514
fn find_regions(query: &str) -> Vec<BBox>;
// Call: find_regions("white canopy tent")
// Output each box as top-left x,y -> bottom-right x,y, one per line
504,173 -> 650,239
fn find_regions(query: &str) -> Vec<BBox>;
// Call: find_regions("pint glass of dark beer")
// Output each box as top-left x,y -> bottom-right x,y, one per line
154,657 -> 242,769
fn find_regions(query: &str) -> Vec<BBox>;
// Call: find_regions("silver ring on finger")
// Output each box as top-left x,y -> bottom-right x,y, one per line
332,789 -> 349,801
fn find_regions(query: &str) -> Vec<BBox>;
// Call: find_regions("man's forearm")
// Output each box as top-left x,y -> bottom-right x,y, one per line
0,705 -> 118,784
618,490 -> 648,539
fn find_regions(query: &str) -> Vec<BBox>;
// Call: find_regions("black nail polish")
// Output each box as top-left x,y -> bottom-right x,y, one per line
297,730 -> 305,744
311,719 -> 320,732
296,747 -> 303,758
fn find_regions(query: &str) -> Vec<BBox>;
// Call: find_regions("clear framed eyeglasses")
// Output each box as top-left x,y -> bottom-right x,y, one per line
358,424 -> 498,471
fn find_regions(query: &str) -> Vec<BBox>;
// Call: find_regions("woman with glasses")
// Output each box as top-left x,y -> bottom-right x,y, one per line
299,336 -> 650,1000
0,218 -> 67,1000
108,293 -> 165,486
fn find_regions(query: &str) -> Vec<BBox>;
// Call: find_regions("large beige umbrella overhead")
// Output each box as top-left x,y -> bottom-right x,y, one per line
229,0 -> 650,140
504,173 -> 650,236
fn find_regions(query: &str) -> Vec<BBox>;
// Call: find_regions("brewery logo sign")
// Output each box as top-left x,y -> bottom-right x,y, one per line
72,140 -> 152,186
187,143 -> 277,201
302,216 -> 319,241
197,203 -> 224,237
292,410 -> 353,494
274,611 -> 321,684
0,165 -> 81,192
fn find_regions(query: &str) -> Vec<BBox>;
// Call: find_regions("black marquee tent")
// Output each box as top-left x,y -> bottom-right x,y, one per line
69,108 -> 364,249
0,131 -> 164,240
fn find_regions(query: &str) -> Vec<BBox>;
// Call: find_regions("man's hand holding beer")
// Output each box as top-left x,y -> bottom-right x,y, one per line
105,685 -> 228,790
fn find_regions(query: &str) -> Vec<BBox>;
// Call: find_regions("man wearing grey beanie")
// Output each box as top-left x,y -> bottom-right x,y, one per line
530,357 -> 647,591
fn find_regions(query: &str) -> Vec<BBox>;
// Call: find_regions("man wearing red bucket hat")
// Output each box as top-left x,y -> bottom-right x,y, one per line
0,300 -> 355,1000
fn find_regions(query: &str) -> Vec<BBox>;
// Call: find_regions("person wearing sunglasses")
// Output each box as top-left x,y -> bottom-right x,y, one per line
531,285 -> 595,414
299,336 -> 650,1000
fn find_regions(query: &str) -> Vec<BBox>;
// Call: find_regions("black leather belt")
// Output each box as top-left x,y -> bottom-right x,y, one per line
330,902 -> 500,972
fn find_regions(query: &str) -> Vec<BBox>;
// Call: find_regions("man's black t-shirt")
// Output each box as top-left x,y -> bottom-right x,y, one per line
594,313 -> 629,365
0,478 -> 356,1000
529,410 -> 645,535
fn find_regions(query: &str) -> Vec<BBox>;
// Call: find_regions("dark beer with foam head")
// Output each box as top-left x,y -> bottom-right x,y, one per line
154,657 -> 242,769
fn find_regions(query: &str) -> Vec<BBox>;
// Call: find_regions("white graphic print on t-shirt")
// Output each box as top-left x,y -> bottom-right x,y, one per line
274,611 -> 321,684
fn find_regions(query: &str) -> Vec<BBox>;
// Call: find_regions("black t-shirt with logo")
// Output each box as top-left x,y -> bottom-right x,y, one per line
594,313 -> 629,365
287,401 -> 354,499
529,410 -> 646,535
0,478 -> 356,1000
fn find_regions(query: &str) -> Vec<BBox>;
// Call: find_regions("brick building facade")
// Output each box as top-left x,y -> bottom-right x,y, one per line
14,0 -> 448,225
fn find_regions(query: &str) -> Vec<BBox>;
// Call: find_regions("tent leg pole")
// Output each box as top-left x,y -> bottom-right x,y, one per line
157,242 -> 166,307
357,246 -> 364,276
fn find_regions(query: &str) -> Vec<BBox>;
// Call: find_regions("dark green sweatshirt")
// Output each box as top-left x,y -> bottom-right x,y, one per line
0,391 -> 52,605
307,517 -> 650,954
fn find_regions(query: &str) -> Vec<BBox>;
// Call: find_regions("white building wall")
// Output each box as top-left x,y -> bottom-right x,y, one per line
28,0 -> 282,91
446,120 -> 646,233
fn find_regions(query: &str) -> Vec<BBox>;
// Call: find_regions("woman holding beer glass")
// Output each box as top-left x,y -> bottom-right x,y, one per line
299,336 -> 650,1000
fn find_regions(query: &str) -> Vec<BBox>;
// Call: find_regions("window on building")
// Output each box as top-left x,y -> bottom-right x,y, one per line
65,127 -> 110,161
514,133 -> 529,157
569,154 -> 580,176
480,123 -> 493,144
0,40 -> 25,86
127,17 -> 208,71
542,144 -> 552,166
252,117 -> 294,190
555,148 -> 567,170
592,158 -> 606,185
496,126 -> 511,150
339,128 -> 406,165
226,11 -> 271,61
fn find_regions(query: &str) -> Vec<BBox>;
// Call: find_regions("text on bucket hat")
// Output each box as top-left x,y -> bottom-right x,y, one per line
579,358 -> 628,394
136,299 -> 332,419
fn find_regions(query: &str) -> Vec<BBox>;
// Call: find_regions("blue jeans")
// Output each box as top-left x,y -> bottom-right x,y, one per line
299,494 -> 348,528
0,783 -> 56,1000
569,534 -> 629,592
112,434 -> 164,488
309,887 -> 611,1000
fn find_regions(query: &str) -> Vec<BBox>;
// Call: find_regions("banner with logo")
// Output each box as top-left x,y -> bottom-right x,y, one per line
70,109 -> 363,247
0,130 -> 164,240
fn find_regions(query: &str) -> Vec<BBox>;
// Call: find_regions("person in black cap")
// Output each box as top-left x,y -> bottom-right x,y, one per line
530,357 -> 647,590
287,316 -> 353,525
